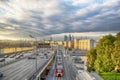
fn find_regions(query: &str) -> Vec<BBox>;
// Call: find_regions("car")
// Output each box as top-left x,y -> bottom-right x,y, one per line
39,53 -> 43,56
4,55 -> 9,58
40,55 -> 44,59
15,55 -> 21,59
9,54 -> 16,58
0,72 -> 3,77
19,54 -> 23,57
28,56 -> 36,59
0,58 -> 5,62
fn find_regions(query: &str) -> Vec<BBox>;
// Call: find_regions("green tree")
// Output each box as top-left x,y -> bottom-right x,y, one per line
112,32 -> 120,72
95,34 -> 116,72
87,48 -> 97,71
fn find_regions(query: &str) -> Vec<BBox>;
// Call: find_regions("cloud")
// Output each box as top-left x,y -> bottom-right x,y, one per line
0,0 -> 120,39
72,0 -> 93,6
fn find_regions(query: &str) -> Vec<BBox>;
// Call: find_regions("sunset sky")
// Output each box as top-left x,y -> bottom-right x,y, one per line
0,0 -> 120,40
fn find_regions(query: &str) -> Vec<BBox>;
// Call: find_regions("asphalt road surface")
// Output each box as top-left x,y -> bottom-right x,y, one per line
0,57 -> 47,80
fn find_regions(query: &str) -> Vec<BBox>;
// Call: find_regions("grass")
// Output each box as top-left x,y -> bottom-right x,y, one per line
100,72 -> 120,80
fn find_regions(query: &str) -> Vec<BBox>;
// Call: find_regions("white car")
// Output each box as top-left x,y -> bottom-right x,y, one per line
0,58 -> 5,62
78,70 -> 83,73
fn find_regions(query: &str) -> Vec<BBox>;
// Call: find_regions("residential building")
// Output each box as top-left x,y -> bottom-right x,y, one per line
74,39 -> 95,50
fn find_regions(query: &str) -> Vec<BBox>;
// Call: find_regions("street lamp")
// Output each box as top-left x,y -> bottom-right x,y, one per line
29,35 -> 38,72
43,39 -> 45,53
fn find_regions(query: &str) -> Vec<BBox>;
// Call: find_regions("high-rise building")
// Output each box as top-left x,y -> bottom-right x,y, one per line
63,41 -> 67,47
72,35 -> 74,41
68,41 -> 72,48
69,34 -> 72,41
74,39 -> 78,49
50,37 -> 53,41
64,35 -> 68,41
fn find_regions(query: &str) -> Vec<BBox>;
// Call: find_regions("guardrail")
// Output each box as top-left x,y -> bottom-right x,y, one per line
0,57 -> 27,68
0,51 -> 36,68
0,49 -> 38,68
28,54 -> 54,80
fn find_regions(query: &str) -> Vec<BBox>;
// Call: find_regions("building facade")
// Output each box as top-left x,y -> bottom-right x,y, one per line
57,41 -> 63,45
45,38 -> 95,51
74,39 -> 95,50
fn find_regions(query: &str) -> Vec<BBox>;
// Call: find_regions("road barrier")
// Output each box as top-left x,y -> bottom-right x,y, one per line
28,54 -> 55,80
0,56 -> 28,68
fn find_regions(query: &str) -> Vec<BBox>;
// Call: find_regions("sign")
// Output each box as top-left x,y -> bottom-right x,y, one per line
45,55 -> 48,60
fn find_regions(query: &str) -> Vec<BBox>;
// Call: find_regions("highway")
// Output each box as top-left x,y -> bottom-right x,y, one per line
0,57 -> 47,80
0,50 -> 36,67
0,46 -> 103,80
0,48 -> 53,80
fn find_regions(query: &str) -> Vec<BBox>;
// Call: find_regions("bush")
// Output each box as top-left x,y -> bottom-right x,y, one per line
100,72 -> 120,80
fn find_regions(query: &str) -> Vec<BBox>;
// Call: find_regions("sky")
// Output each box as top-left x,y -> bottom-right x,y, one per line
0,0 -> 120,40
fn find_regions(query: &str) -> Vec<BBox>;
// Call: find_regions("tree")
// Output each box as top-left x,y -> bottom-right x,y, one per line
87,48 -> 97,71
112,32 -> 120,72
95,34 -> 116,72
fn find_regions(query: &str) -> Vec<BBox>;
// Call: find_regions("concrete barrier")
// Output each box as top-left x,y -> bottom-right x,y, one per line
28,54 -> 54,80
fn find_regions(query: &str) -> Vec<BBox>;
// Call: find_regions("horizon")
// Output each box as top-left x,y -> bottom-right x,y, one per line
0,31 -> 118,41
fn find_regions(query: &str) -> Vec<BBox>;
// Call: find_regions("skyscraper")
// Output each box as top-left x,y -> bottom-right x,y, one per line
69,34 -> 72,41
64,35 -> 67,41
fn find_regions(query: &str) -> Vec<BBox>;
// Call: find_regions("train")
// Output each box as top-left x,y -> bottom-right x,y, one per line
55,63 -> 64,77
55,47 -> 64,77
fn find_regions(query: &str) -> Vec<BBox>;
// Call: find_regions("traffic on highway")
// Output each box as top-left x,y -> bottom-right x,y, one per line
0,45 -> 104,80
0,48 -> 54,80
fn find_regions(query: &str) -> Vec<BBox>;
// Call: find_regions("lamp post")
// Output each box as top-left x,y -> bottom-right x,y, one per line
29,35 -> 37,72
42,38 -> 45,54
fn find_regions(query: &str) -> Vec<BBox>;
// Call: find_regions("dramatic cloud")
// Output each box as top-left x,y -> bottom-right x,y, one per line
0,0 -> 120,39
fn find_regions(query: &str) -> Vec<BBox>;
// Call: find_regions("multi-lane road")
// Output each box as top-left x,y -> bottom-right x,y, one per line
0,48 -> 54,80
0,56 -> 47,80
0,50 -> 35,67
0,46 -> 103,80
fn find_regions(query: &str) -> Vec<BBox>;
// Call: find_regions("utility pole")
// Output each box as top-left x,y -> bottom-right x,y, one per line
29,35 -> 38,72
